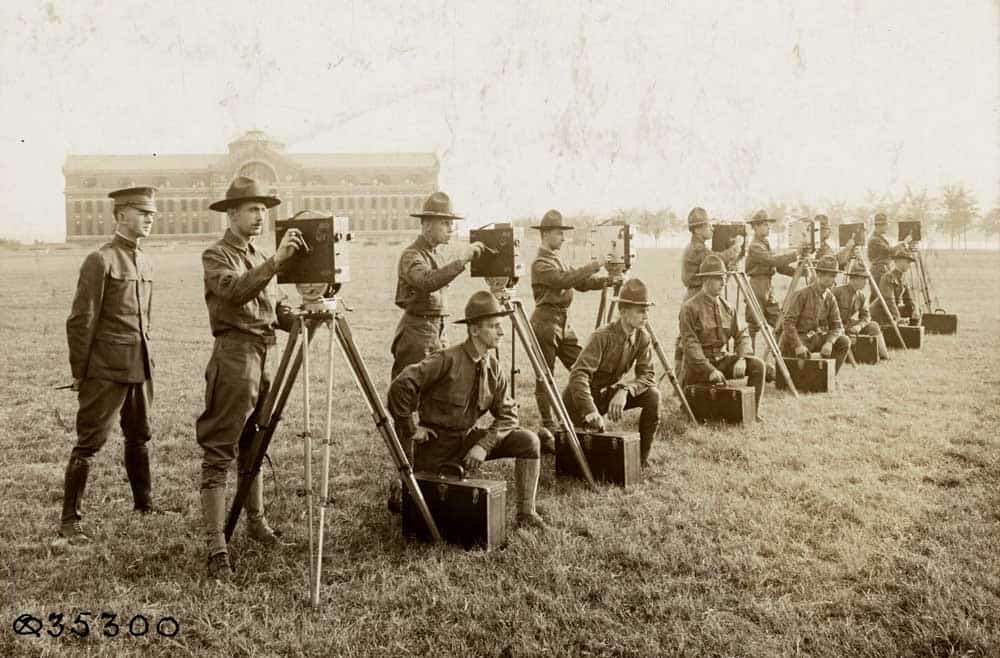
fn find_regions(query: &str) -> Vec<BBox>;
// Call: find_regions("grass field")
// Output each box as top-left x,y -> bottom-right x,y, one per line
1,238 -> 998,657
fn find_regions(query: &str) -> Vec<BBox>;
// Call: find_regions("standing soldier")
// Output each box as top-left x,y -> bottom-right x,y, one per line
60,187 -> 161,543
778,255 -> 851,373
678,255 -> 766,419
832,262 -> 890,360
388,191 -> 484,510
866,213 -> 913,287
871,245 -> 917,325
745,210 -> 798,344
196,177 -> 307,580
529,209 -> 613,451
814,214 -> 853,268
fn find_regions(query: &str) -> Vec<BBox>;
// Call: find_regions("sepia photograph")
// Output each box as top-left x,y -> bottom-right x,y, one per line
1,1 -> 998,656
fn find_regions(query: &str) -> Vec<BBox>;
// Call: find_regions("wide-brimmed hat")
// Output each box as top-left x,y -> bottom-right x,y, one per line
746,210 -> 775,224
108,187 -> 158,213
209,177 -> 280,212
845,262 -> 867,278
693,254 -> 728,278
891,245 -> 916,262
454,290 -> 511,324
687,207 -> 710,229
813,255 -> 840,274
611,278 -> 655,306
410,191 -> 463,221
873,213 -> 888,225
531,209 -> 574,231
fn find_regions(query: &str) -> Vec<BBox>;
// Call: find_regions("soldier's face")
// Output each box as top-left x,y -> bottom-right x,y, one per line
471,317 -> 504,349
752,223 -> 769,238
424,218 -> 454,246
820,226 -> 831,240
541,229 -> 566,250
874,223 -> 887,234
849,276 -> 866,291
230,202 -> 268,239
695,223 -> 713,240
619,304 -> 649,332
117,206 -> 156,240
817,272 -> 837,289
702,276 -> 725,296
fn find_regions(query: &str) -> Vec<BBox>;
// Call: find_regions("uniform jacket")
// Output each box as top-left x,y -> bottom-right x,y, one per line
681,237 -> 740,298
66,233 -> 153,383
565,320 -> 656,418
866,231 -> 897,280
202,229 -> 290,340
871,268 -> 912,323
530,246 -> 606,308
780,281 -> 844,352
388,339 -> 518,453
746,237 -> 796,302
394,234 -> 465,316
832,283 -> 870,330
678,291 -> 752,379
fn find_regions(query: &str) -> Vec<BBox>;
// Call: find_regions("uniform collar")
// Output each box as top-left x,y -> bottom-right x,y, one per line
462,338 -> 490,364
414,233 -> 439,253
223,228 -> 256,254
614,319 -> 638,344
113,232 -> 140,250
537,245 -> 559,258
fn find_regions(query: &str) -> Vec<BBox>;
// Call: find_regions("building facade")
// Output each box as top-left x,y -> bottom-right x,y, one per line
63,131 -> 439,241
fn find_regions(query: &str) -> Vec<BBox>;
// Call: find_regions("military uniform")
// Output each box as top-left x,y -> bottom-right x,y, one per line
779,278 -> 851,373
745,235 -> 797,331
563,280 -> 660,465
832,279 -> 889,359
867,231 -> 895,283
871,268 -> 914,324
60,187 -> 158,540
815,240 -> 852,268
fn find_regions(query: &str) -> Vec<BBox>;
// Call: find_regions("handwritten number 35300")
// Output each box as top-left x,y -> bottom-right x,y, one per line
12,612 -> 179,639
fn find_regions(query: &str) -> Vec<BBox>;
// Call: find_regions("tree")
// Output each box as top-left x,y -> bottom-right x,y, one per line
821,199 -> 851,225
899,186 -> 937,243
854,190 -> 902,226
938,184 -> 979,250
978,200 -> 1000,250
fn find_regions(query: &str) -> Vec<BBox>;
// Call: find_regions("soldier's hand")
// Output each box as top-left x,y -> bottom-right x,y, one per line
463,444 -> 487,471
276,229 -> 307,265
71,378 -> 82,392
463,241 -> 487,263
411,426 -> 437,445
608,388 -> 628,422
851,323 -> 865,335
903,232 -> 912,244
820,342 -> 833,358
732,358 -> 746,379
584,411 -> 606,432
794,345 -> 809,358
731,235 -> 745,249
708,369 -> 726,386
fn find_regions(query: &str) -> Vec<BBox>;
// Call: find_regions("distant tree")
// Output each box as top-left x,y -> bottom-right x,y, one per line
899,186 -> 937,241
977,200 -> 1000,250
821,199 -> 851,225
855,190 -> 902,225
938,184 -> 979,249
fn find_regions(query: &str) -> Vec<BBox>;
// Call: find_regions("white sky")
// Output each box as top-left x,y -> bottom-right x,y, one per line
0,0 -> 997,241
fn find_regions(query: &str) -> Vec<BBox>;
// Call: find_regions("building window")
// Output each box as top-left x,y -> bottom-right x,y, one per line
166,200 -> 174,212
181,199 -> 188,212
371,197 -> 377,209
336,198 -> 343,210
74,200 -> 81,214
202,199 -> 209,210
347,198 -> 354,210
391,197 -> 397,209
85,200 -> 93,213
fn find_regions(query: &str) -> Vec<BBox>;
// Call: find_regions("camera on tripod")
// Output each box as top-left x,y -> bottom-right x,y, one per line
897,220 -> 922,242
787,218 -> 819,255
711,222 -> 746,260
469,223 -> 524,281
275,211 -> 352,296
589,223 -> 636,271
838,222 -> 866,248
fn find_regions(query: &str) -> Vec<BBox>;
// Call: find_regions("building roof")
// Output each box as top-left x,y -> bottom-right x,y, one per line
64,152 -> 439,172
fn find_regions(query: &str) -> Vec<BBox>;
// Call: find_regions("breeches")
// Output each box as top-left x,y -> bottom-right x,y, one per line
413,427 -> 540,473
391,314 -> 446,380
530,307 -> 582,428
72,377 -> 153,462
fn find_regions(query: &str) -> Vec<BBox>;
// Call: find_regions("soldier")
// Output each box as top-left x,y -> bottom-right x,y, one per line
529,209 -> 614,451
744,210 -> 798,342
388,191 -> 484,511
678,255 -> 766,419
871,245 -> 917,325
388,291 -> 547,529
832,262 -> 890,360
814,214 -> 853,268
195,177 -> 307,580
866,213 -> 912,287
778,255 -> 851,373
60,187 -> 161,543
563,279 -> 660,468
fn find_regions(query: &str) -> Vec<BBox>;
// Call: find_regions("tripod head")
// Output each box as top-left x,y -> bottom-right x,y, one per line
787,217 -> 819,258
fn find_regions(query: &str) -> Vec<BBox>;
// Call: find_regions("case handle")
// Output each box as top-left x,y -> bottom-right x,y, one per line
437,462 -> 466,480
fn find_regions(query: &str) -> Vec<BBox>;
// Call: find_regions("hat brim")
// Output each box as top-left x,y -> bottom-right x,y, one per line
746,218 -> 776,224
530,225 -> 574,231
453,309 -> 511,324
813,267 -> 841,274
118,202 -> 158,213
693,271 -> 728,278
410,212 -> 464,220
209,196 -> 281,212
611,298 -> 655,307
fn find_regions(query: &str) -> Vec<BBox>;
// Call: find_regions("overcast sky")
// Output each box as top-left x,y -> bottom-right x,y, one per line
0,0 -> 997,241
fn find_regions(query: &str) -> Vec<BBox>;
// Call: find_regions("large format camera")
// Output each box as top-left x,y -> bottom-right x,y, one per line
589,223 -> 636,271
787,218 -> 819,255
711,222 -> 746,260
897,220 -> 921,242
274,211 -> 352,295
839,222 -> 866,247
469,223 -> 524,280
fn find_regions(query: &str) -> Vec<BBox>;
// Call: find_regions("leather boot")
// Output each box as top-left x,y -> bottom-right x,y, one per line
246,473 -> 287,546
124,444 -> 157,513
200,487 -> 230,578
59,456 -> 92,542
514,458 -> 546,529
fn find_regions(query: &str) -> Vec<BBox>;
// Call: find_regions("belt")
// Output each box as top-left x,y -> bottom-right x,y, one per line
215,331 -> 276,346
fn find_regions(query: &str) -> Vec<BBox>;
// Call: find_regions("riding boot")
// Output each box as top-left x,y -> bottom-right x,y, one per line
246,472 -> 285,545
200,487 -> 229,559
124,444 -> 154,512
514,458 -> 546,529
59,456 -> 91,541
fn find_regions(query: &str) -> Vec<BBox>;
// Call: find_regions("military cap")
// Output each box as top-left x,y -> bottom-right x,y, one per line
747,210 -> 775,224
687,207 -> 710,229
845,262 -> 868,278
410,191 -> 463,221
454,290 -> 511,324
693,254 -> 728,278
209,177 -> 280,212
813,255 -> 841,274
612,278 -> 655,307
873,213 -> 888,225
108,187 -> 157,213
531,209 -> 574,231
891,244 -> 916,262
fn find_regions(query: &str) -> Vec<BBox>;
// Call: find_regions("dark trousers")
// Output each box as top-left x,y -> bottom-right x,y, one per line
390,313 -> 447,463
746,276 -> 780,334
530,306 -> 582,430
413,427 -> 540,473
563,387 -> 661,463
682,354 -> 766,412
72,377 -> 152,463
780,333 -> 851,373
195,336 -> 271,490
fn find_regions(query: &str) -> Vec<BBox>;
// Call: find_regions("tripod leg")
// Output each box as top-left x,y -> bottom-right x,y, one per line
735,272 -> 799,398
761,262 -> 804,363
332,314 -> 443,543
645,320 -> 697,422
866,270 -> 907,350
300,316 -> 316,602
508,300 -> 598,489
510,315 -> 517,396
313,322 -> 336,607
595,287 -> 607,330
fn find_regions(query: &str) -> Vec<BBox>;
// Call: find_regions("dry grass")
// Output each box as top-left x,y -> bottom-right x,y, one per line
1,239 -> 998,657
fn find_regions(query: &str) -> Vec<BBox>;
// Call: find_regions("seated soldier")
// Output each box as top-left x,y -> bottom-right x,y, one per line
678,255 -> 766,419
832,262 -> 890,360
562,279 -> 660,468
871,245 -> 917,326
388,291 -> 546,529
778,255 -> 851,373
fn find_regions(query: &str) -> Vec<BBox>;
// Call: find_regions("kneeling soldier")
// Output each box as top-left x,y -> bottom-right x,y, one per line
678,255 -> 766,419
833,262 -> 889,360
871,245 -> 917,325
779,255 -> 851,373
388,291 -> 547,529
563,279 -> 660,468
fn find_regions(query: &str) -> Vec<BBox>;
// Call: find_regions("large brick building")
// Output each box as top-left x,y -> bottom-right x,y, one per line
62,131 -> 439,241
